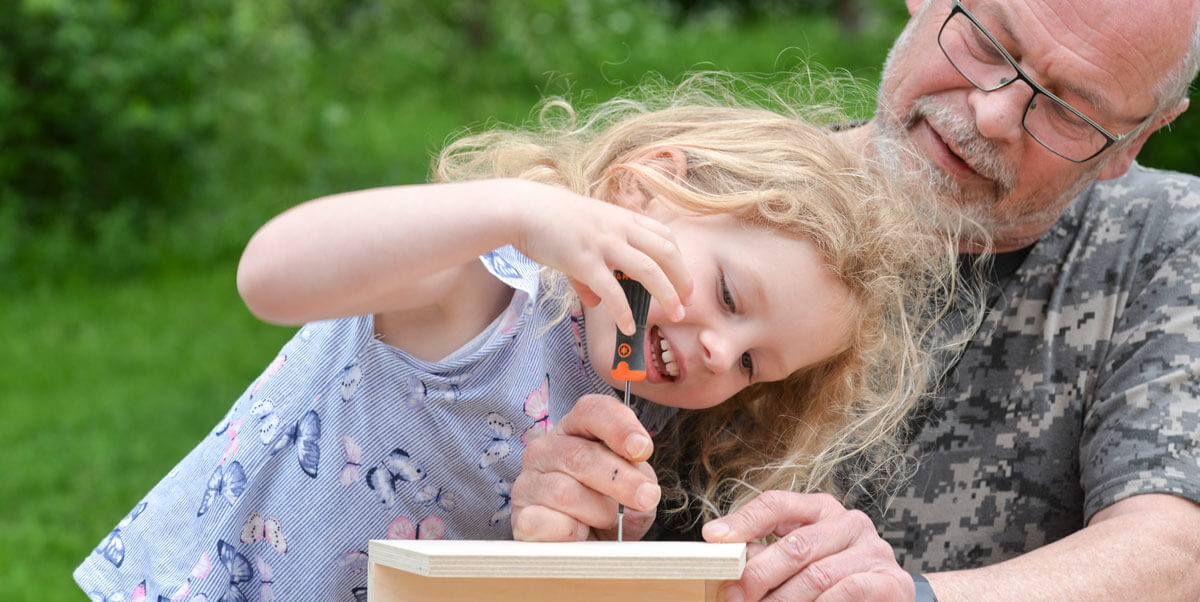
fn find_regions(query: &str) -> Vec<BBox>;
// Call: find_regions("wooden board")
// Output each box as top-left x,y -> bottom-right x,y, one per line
367,540 -> 746,602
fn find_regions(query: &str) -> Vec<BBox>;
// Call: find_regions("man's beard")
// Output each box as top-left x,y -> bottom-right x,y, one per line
872,95 -> 1101,250
876,97 -> 1016,208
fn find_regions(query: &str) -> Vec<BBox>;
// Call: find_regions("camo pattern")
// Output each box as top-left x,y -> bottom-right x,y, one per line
873,164 -> 1200,571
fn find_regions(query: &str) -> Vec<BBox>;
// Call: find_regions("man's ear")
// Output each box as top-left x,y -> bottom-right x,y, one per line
614,146 -> 688,212
905,0 -> 926,16
1099,97 -> 1189,180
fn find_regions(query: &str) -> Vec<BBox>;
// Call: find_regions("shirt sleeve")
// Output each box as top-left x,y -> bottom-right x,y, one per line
1081,176 -> 1200,520
480,245 -> 542,298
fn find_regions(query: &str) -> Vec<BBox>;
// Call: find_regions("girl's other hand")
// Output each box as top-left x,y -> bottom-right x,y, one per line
511,182 -> 692,335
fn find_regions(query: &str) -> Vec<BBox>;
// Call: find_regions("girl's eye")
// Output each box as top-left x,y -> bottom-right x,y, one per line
720,273 -> 736,311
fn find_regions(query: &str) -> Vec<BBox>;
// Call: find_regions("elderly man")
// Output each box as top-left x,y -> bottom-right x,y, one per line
514,0 -> 1200,599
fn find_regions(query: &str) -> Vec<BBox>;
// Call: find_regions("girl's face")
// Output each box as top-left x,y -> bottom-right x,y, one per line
583,208 -> 858,410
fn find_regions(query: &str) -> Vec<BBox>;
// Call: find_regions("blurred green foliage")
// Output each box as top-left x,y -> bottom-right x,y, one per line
0,0 -> 909,288
3,0 -> 1196,289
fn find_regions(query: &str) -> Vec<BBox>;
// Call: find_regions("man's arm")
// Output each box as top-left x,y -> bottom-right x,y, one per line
925,493 -> 1200,601
704,492 -> 1200,602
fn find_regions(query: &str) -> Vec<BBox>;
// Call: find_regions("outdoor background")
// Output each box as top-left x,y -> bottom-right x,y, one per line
4,1 -> 1197,599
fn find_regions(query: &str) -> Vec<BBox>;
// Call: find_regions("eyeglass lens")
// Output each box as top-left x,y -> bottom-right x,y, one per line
939,7 -> 1108,161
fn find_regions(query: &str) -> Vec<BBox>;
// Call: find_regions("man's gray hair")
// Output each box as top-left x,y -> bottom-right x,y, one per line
1153,13 -> 1200,114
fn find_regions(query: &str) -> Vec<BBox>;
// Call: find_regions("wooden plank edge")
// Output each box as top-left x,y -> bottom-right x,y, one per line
368,540 -> 747,580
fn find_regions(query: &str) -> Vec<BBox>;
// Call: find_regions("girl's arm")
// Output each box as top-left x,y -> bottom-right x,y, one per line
238,179 -> 531,326
237,178 -> 692,339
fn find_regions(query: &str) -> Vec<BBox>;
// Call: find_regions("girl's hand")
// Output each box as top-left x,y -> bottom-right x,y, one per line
511,394 -> 660,541
512,184 -> 692,334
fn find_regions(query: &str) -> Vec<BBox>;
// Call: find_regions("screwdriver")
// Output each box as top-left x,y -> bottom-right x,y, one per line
609,270 -> 651,542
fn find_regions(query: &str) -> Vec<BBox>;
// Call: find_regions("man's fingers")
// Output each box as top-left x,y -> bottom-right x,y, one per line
512,468 -> 616,527
520,436 -> 656,512
716,500 -> 903,602
593,461 -> 660,541
517,396 -> 658,520
703,491 -> 842,543
547,394 -> 653,462
809,569 -> 911,602
511,504 -> 591,542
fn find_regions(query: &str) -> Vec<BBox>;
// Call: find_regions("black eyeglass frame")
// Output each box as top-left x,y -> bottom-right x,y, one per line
938,0 -> 1143,163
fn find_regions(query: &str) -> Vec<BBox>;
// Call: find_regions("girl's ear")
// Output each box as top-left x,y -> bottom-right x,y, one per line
614,146 -> 688,211
641,146 -> 688,181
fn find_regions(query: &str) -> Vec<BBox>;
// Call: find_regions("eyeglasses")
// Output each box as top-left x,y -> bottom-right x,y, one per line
937,0 -> 1141,162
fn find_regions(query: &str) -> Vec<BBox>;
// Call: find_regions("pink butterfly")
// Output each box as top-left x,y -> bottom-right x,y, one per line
166,552 -> 214,601
241,511 -> 288,553
338,435 -> 363,486
254,554 -> 276,602
386,515 -> 445,540
521,375 -> 552,445
252,354 -> 287,394
131,581 -> 147,602
220,418 -> 244,466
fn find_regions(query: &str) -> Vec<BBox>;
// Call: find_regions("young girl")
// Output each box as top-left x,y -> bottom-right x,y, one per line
75,76 -> 961,601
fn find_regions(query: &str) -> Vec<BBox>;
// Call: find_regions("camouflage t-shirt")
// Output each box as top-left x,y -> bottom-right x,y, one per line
874,164 -> 1200,571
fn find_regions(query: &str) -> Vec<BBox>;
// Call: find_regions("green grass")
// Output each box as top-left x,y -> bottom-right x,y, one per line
0,268 -> 293,598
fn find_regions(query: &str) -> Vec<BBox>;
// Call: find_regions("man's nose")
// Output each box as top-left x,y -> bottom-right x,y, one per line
968,80 -> 1031,142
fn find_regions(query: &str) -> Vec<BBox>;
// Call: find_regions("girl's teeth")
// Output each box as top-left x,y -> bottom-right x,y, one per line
659,339 -> 679,377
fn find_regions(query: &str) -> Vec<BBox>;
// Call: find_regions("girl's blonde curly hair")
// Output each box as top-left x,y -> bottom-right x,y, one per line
434,70 -> 980,528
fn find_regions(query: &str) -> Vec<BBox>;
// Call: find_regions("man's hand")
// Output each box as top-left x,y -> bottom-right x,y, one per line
511,394 -> 661,541
703,491 -> 913,602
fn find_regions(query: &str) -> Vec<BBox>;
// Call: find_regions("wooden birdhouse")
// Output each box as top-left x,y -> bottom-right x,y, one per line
367,539 -> 746,602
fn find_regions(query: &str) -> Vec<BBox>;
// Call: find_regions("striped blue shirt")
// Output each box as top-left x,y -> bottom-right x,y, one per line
75,246 -> 675,601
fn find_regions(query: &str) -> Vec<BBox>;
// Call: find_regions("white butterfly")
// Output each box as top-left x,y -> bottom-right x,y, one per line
240,511 -> 287,554
415,484 -> 457,512
479,412 -> 513,469
341,364 -> 363,402
250,399 -> 281,445
335,549 -> 369,575
521,375 -> 552,445
490,478 -> 513,525
365,448 -> 426,506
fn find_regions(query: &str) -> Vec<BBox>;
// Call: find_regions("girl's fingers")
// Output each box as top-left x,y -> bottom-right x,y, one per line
581,265 -> 635,335
567,277 -> 602,307
628,214 -> 693,311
